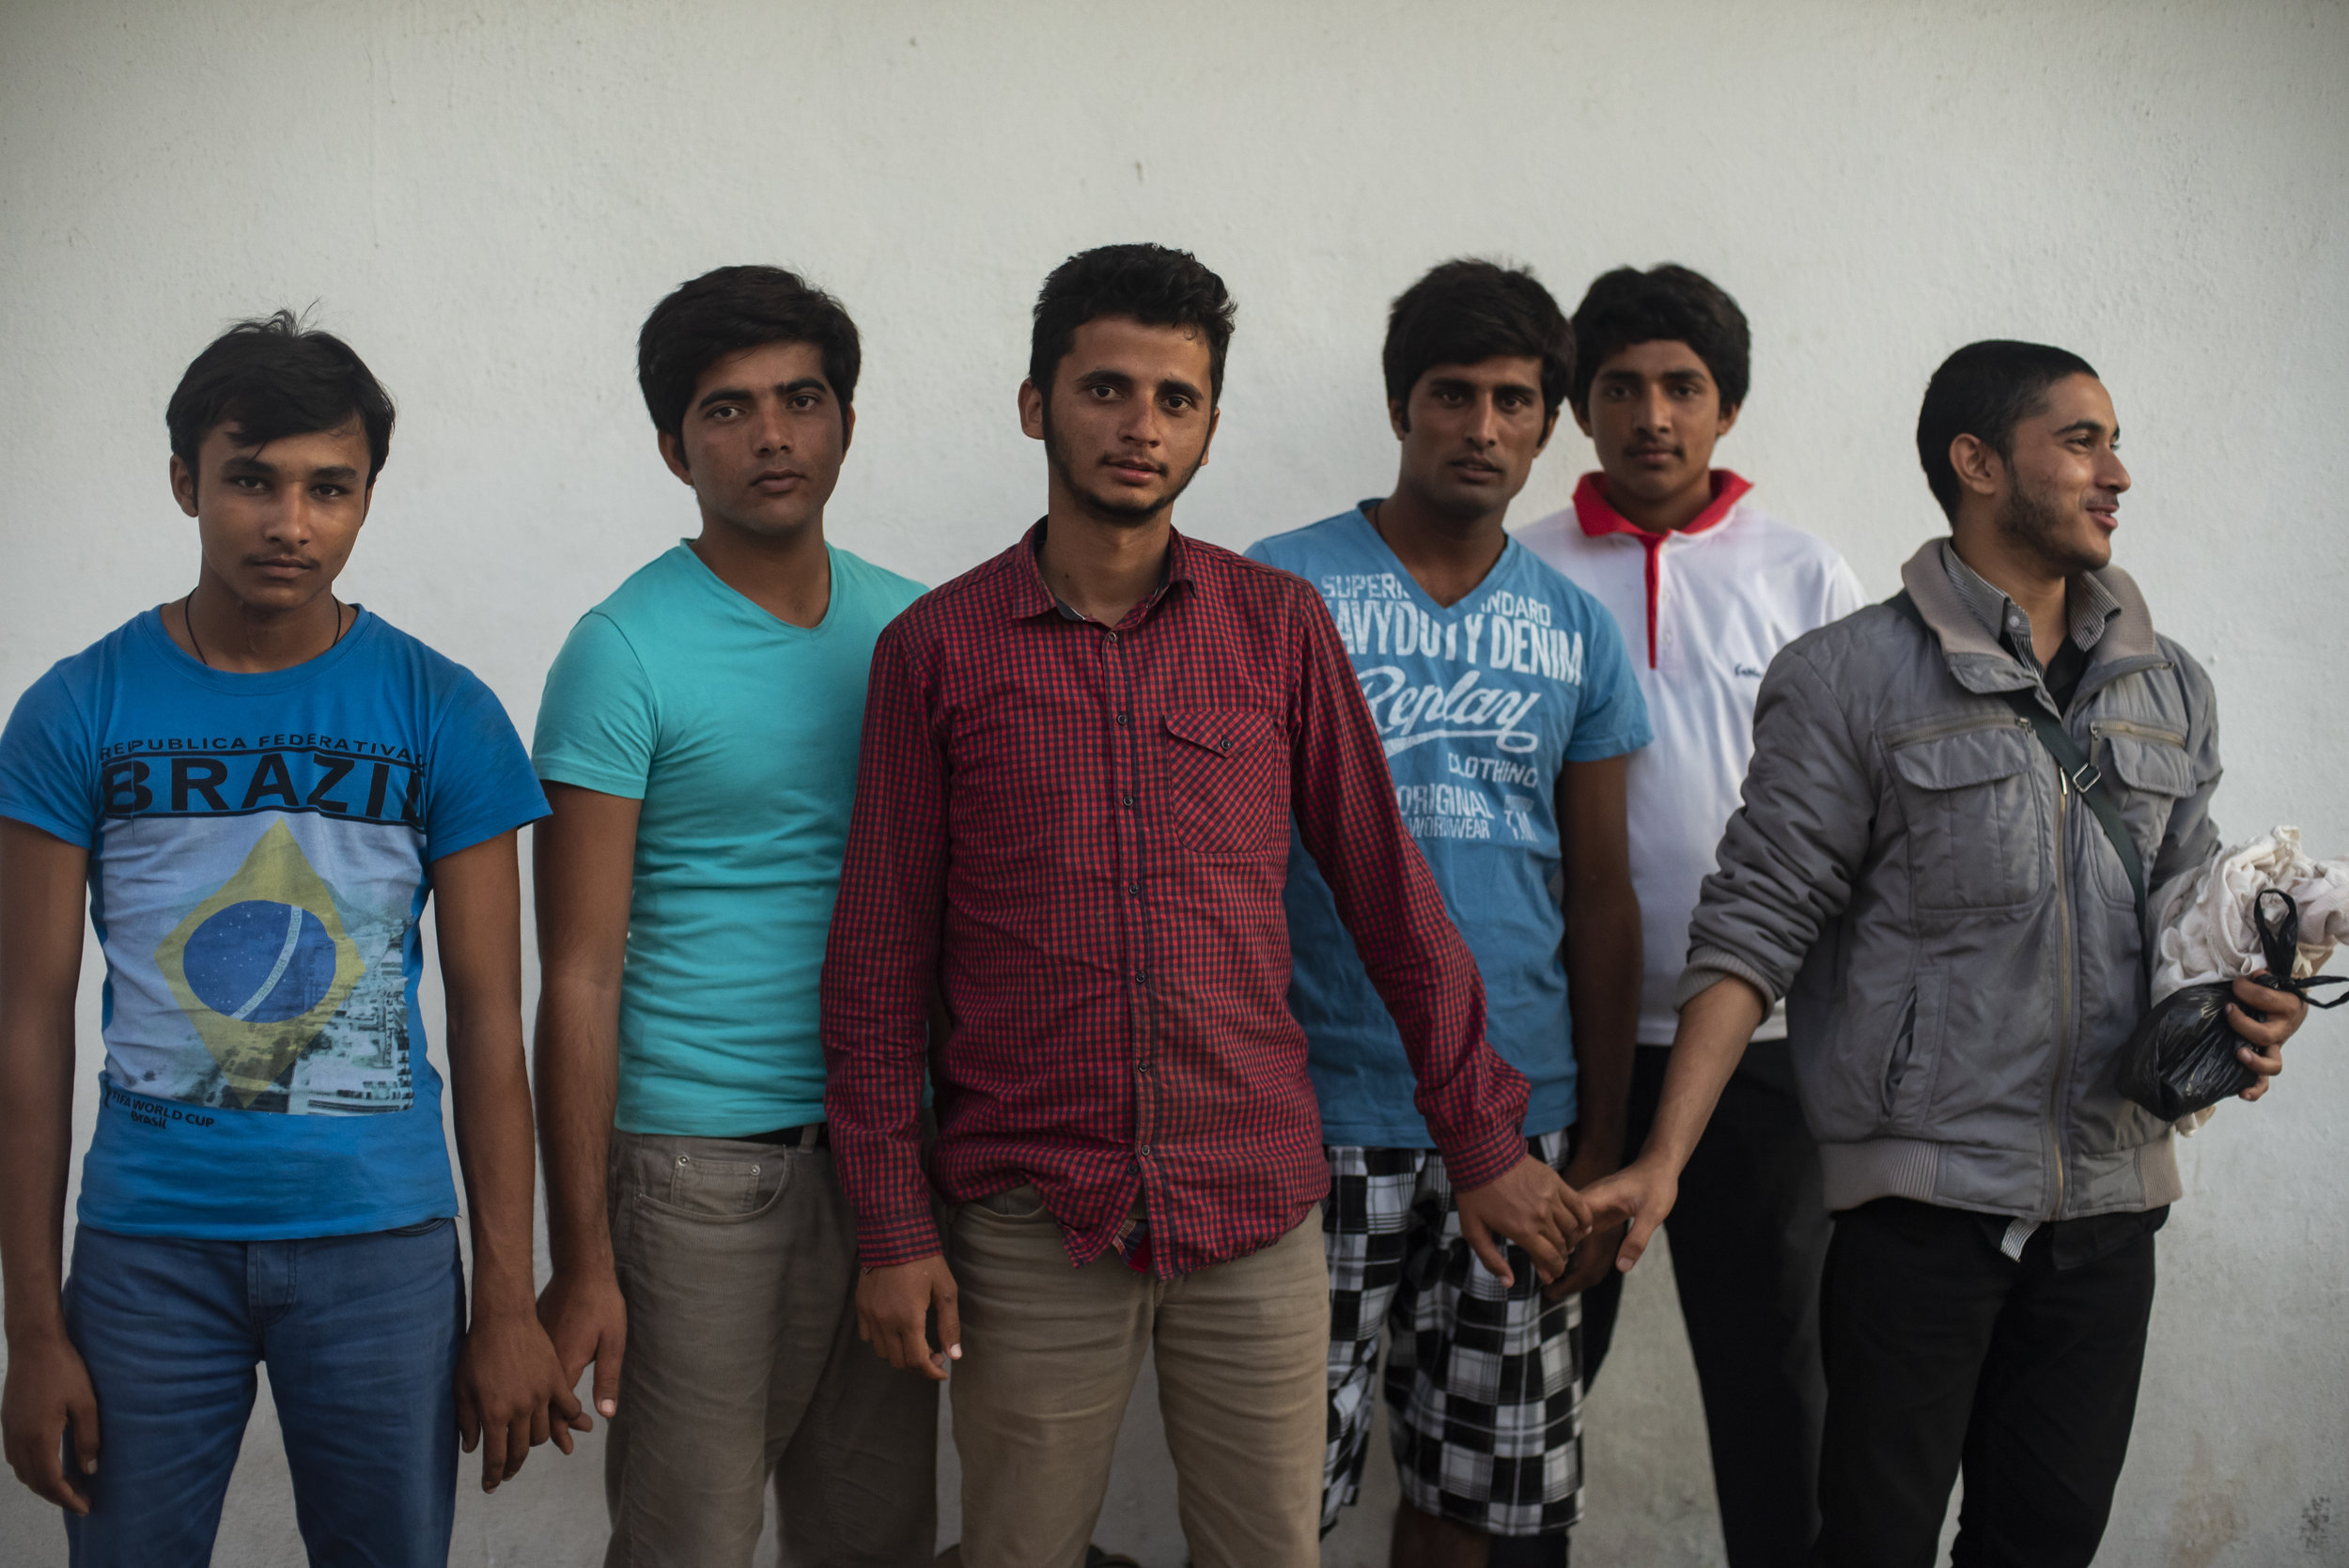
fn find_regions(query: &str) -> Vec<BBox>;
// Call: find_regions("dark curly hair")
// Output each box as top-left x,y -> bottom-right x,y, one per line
1382,259 -> 1572,429
1568,264 -> 1751,414
638,265 -> 861,441
1029,243 -> 1237,406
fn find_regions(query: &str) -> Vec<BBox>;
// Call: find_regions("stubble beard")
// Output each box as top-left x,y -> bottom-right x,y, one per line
1996,471 -> 2108,578
1042,408 -> 1206,529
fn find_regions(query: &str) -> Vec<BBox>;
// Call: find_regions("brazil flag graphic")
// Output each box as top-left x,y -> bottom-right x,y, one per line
154,819 -> 367,1108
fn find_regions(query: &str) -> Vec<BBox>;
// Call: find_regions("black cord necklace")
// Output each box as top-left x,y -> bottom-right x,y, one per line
181,595 -> 347,670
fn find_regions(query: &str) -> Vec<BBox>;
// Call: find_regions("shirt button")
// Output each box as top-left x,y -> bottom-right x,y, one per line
1137,1144 -> 1152,1157
1105,630 -> 1119,644
1116,711 -> 1130,725
1128,881 -> 1143,895
1217,739 -> 1232,753
1121,793 -> 1134,808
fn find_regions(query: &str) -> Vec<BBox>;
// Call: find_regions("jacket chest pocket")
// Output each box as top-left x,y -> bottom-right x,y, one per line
1888,720 -> 2048,912
1161,706 -> 1285,857
2092,722 -> 2196,908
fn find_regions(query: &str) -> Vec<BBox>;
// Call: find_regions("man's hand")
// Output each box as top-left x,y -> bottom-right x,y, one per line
2230,974 -> 2308,1103
455,1308 -> 588,1493
536,1265 -> 627,1421
855,1255 -> 961,1380
2,1330 -> 97,1514
1453,1153 -> 1593,1289
1548,1148 -> 1626,1298
1580,1157 -> 1681,1277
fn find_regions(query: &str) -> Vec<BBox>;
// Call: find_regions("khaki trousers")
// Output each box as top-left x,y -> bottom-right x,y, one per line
947,1188 -> 1328,1568
603,1131 -> 938,1568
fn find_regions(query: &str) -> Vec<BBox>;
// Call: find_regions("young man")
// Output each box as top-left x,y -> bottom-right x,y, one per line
1517,263 -> 1864,1566
0,314 -> 578,1567
1246,260 -> 1648,1568
823,243 -> 1591,1568
530,266 -> 934,1568
1588,341 -> 2306,1567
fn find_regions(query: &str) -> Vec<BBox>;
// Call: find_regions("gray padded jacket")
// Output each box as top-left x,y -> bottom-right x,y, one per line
1678,539 -> 2221,1220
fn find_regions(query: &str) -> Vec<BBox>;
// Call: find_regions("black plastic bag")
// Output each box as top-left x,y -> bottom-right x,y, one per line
2119,890 -> 2347,1120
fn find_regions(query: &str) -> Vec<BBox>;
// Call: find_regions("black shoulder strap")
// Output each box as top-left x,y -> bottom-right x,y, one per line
1885,590 -> 2149,944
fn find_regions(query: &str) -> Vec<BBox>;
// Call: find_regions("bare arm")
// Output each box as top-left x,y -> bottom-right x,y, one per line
530,784 -> 637,1417
0,819 -> 98,1514
1582,973 -> 1767,1273
437,831 -> 583,1492
1552,755 -> 1641,1296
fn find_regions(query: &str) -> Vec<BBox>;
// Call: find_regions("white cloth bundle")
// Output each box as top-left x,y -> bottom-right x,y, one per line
2151,826 -> 2349,1004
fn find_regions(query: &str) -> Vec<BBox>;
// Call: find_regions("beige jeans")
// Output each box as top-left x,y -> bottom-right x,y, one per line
947,1188 -> 1329,1568
603,1131 -> 938,1568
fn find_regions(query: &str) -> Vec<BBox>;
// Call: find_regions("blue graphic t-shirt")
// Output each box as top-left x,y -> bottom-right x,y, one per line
1247,506 -> 1651,1146
0,609 -> 548,1239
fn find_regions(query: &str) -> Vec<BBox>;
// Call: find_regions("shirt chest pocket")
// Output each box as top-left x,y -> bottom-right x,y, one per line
1161,706 -> 1286,858
1888,720 -> 2048,912
2092,722 -> 2196,908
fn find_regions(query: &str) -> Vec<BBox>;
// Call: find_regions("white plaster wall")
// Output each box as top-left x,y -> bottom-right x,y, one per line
2,2 -> 2344,1563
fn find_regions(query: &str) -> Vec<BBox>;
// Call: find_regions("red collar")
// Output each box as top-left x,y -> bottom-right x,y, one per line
1571,471 -> 1752,666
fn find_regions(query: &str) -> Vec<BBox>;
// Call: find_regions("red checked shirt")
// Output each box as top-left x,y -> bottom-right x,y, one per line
821,524 -> 1529,1276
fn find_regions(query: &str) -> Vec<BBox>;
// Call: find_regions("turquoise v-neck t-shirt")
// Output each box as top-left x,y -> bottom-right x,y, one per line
1247,505 -> 1650,1147
533,541 -> 924,1136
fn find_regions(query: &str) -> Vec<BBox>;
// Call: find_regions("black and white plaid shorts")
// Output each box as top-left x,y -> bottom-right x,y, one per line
1321,1129 -> 1582,1538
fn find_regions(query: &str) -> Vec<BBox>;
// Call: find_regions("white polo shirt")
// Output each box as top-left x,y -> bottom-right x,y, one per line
1517,471 -> 1866,1045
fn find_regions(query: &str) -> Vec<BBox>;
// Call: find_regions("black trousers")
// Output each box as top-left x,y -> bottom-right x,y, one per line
1812,1198 -> 2158,1568
1580,1042 -> 1830,1568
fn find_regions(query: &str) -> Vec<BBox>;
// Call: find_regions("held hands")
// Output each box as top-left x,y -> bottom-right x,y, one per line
455,1306 -> 589,1494
537,1265 -> 628,1422
2,1329 -> 99,1515
1548,1148 -> 1628,1299
2228,974 -> 2307,1103
856,1254 -> 962,1380
1577,1158 -> 1680,1280
1452,1152 -> 1594,1289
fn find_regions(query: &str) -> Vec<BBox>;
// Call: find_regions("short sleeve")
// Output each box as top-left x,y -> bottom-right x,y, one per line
1821,551 -> 1869,625
0,667 -> 99,847
425,673 -> 549,862
1563,600 -> 1652,761
532,611 -> 659,801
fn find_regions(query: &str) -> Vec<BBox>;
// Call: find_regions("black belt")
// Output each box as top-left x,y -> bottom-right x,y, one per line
738,1122 -> 829,1149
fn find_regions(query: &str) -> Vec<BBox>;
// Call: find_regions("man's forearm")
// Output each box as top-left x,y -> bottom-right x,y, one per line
0,1019 -> 72,1344
0,823 -> 89,1346
1640,973 -> 1769,1173
1563,888 -> 1641,1172
450,1001 -> 541,1319
533,975 -> 619,1277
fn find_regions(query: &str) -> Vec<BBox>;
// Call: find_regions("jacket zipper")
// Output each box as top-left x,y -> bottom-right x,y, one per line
2044,713 -> 2073,1221
2089,718 -> 2186,748
1886,710 -> 2025,749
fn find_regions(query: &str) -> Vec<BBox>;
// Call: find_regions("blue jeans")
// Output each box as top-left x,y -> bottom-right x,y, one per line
60,1219 -> 464,1568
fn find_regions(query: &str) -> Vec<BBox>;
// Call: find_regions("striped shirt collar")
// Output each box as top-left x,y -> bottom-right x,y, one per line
1938,540 -> 2120,673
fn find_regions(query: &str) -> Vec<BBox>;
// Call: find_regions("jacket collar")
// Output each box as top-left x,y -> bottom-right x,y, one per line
1897,537 -> 2161,699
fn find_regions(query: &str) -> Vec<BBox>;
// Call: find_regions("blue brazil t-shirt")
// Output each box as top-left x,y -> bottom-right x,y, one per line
532,542 -> 924,1137
1247,505 -> 1651,1147
0,608 -> 548,1239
